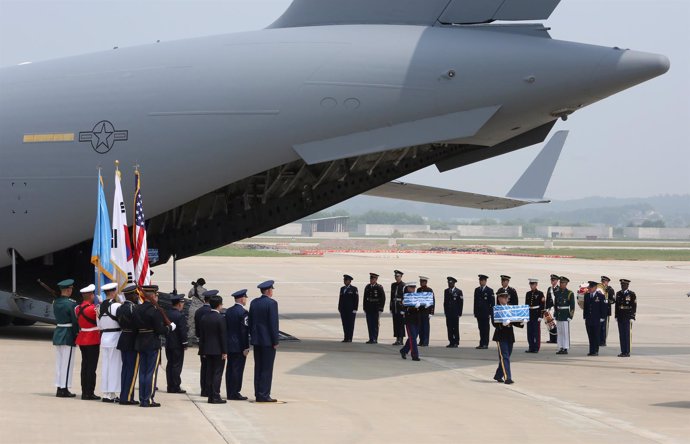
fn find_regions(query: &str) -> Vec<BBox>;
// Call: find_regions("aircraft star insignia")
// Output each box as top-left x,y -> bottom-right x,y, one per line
79,120 -> 128,154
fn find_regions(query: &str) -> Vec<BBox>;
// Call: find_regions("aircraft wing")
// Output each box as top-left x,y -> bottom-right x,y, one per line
270,0 -> 561,28
362,130 -> 568,210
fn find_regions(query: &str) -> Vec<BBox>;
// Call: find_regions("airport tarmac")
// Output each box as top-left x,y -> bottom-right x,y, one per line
1,253 -> 689,444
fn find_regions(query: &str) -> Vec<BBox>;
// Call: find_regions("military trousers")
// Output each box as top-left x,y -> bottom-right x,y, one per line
392,312 -> 406,339
477,315 -> 491,347
401,322 -> 420,359
526,319 -> 541,352
364,310 -> 380,342
419,315 -> 431,346
445,315 -> 459,346
79,344 -> 99,397
205,354 -> 225,401
199,354 -> 208,396
226,352 -> 247,398
253,346 -> 276,401
599,316 -> 609,345
556,320 -> 570,350
54,345 -> 75,389
138,348 -> 161,406
339,310 -> 356,342
494,341 -> 513,381
165,347 -> 185,392
617,318 -> 632,355
585,320 -> 601,354
119,350 -> 139,402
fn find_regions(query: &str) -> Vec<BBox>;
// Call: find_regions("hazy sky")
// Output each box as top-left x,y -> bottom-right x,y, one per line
1,0 -> 688,200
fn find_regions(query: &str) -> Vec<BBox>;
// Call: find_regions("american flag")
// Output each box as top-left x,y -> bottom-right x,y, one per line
132,170 -> 150,286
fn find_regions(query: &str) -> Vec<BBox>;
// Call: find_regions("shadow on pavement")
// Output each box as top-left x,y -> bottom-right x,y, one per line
651,401 -> 690,409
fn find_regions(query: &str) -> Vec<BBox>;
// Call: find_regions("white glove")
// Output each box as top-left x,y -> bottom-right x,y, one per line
170,322 -> 177,331
502,320 -> 511,326
600,319 -> 605,323
538,318 -> 543,322
352,310 -> 357,314
631,319 -> 635,323
415,302 -> 421,309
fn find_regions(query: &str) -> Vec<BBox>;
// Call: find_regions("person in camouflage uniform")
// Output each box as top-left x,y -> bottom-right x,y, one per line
187,278 -> 207,345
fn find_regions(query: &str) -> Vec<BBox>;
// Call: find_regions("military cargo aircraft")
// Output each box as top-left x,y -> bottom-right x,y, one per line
0,0 -> 670,325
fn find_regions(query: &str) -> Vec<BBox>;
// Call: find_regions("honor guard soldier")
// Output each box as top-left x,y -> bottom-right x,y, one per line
186,278 -> 208,345
134,285 -> 176,407
338,275 -> 359,343
545,274 -> 560,343
165,294 -> 189,394
499,275 -> 519,306
555,277 -> 575,355
599,276 -> 616,346
75,284 -> 101,400
474,275 -> 495,349
226,290 -> 250,401
443,277 -> 463,348
363,273 -> 386,344
249,280 -> 280,402
615,279 -> 637,357
196,290 -> 214,397
53,279 -> 79,398
492,290 -> 523,384
524,279 -> 545,353
117,284 -> 140,405
583,281 -> 607,356
399,282 -> 422,361
417,276 -> 434,347
199,294 -> 227,404
98,282 -> 122,402
390,270 -> 406,345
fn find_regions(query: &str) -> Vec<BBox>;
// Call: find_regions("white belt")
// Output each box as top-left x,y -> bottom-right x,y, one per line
57,323 -> 72,327
557,306 -> 570,309
80,327 -> 99,332
529,306 -> 541,309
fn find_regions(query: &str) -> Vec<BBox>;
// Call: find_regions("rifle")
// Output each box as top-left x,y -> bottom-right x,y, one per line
138,285 -> 172,326
37,279 -> 58,298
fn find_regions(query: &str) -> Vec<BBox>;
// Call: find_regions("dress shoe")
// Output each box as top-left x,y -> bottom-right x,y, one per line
504,379 -> 515,385
525,350 -> 537,353
341,339 -> 349,343
208,398 -> 227,404
399,350 -> 407,360
546,340 -> 557,344
149,401 -> 161,407
493,376 -> 504,383
56,388 -> 76,398
419,344 -> 427,347
366,340 -> 374,344
229,394 -> 248,401
373,340 -> 378,344
446,344 -> 454,348
167,389 -> 187,394
600,343 -> 607,347
412,357 -> 420,361
82,394 -> 101,401
120,400 -> 139,405
256,397 -> 277,403
587,352 -> 599,356
102,398 -> 115,403
556,349 -> 565,355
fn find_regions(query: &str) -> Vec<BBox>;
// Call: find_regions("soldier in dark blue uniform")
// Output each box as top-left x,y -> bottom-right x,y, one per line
390,270 -> 406,346
583,281 -> 607,356
474,274 -> 495,349
545,274 -> 560,343
363,273 -> 385,344
338,275 -> 358,343
134,285 -> 176,407
599,276 -> 616,346
195,290 -> 214,397
499,275 -> 519,306
165,294 -> 189,394
443,277 -> 463,348
199,294 -> 227,404
400,282 -> 422,361
117,284 -> 140,405
615,279 -> 636,357
249,280 -> 280,402
417,276 -> 434,347
226,289 -> 250,400
492,289 -> 523,384
524,278 -> 545,353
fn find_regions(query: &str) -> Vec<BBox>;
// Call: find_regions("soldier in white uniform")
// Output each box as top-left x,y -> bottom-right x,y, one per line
97,282 -> 123,402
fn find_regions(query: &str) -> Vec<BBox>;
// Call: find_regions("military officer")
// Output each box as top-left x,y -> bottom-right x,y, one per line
583,281 -> 607,356
474,274 -> 495,349
338,274 -> 359,343
545,274 -> 560,343
390,270 -> 406,345
615,279 -> 637,357
75,284 -> 101,400
249,280 -> 280,402
599,276 -> 616,346
417,276 -> 434,347
225,289 -> 250,400
117,284 -> 140,405
53,279 -> 79,398
399,282 -> 422,361
363,273 -> 386,344
97,282 -> 122,402
165,294 -> 189,394
524,278 -> 545,353
195,290 -> 214,397
199,294 -> 227,404
555,277 -> 575,355
499,275 -> 519,306
443,277 -> 463,348
492,289 -> 523,384
134,285 -> 176,407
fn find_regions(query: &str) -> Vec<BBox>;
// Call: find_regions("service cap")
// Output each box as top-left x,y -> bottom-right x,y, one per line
405,282 -> 417,288
57,279 -> 75,289
496,288 -> 508,297
587,281 -> 599,288
141,285 -> 159,293
232,289 -> 248,298
170,294 -> 183,304
343,274 -> 353,281
419,276 -> 429,281
257,280 -> 275,290
80,284 -> 95,293
369,273 -> 379,279
447,276 -> 457,284
559,276 -> 570,283
500,275 -> 511,281
202,289 -> 219,299
619,279 -> 631,284
478,274 -> 489,280
601,276 -> 611,282
394,270 -> 404,276
122,284 -> 138,294
550,274 -> 560,280
529,278 -> 539,284
102,282 -> 118,292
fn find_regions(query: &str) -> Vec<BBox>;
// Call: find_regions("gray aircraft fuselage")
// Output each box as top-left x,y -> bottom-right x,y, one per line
0,24 -> 669,274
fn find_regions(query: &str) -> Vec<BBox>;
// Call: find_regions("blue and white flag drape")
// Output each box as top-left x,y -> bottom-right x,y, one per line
91,170 -> 115,299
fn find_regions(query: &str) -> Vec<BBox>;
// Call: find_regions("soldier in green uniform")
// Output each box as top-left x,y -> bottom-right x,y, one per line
554,276 -> 575,355
53,279 -> 79,398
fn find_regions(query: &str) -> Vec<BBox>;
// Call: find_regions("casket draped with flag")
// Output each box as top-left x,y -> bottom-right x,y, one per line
402,292 -> 434,307
493,305 -> 529,323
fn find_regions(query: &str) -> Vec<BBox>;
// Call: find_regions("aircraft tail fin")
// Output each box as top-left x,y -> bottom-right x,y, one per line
506,130 -> 568,200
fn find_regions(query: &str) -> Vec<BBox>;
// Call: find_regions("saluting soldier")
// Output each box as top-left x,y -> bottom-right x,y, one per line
545,274 -> 560,343
615,279 -> 637,357
499,275 -> 519,306
249,280 -> 280,403
583,281 -> 607,356
443,277 -> 463,348
418,276 -> 434,347
399,282 -> 422,361
117,284 -> 140,405
75,284 -> 101,401
225,289 -> 250,401
524,278 -> 545,353
492,289 -> 523,384
555,277 -> 575,355
390,270 -> 406,346
338,275 -> 359,343
53,279 -> 79,398
474,274 -> 495,349
196,290 -> 214,397
363,273 -> 386,344
97,282 -> 122,402
134,285 -> 176,407
199,294 -> 227,404
165,294 -> 189,394
599,276 -> 616,346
